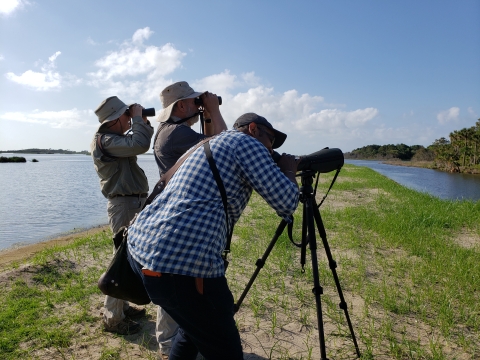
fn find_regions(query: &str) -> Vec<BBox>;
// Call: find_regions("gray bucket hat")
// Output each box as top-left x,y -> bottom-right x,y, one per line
233,112 -> 287,149
157,81 -> 205,122
95,96 -> 128,129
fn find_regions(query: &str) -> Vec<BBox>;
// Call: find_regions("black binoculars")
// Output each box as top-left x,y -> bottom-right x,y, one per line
125,107 -> 156,117
194,96 -> 222,107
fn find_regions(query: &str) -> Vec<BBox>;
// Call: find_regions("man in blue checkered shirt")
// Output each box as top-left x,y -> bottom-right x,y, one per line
128,113 -> 300,359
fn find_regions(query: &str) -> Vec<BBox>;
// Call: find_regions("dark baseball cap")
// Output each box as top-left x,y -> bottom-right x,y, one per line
233,113 -> 287,149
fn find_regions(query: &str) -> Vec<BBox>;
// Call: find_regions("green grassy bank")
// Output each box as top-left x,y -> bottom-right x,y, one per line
0,164 -> 478,359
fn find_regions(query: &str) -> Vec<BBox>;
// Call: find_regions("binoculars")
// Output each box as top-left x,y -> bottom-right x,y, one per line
194,96 -> 222,107
125,107 -> 156,117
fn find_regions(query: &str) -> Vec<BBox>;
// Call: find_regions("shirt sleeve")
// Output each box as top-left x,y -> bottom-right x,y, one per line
102,116 -> 154,157
234,136 -> 299,221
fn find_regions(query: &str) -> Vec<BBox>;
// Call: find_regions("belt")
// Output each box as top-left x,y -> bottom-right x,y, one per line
141,269 -> 204,295
109,193 -> 148,199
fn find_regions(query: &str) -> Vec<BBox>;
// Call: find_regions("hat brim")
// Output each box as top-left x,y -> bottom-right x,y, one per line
157,91 -> 205,122
272,129 -> 287,149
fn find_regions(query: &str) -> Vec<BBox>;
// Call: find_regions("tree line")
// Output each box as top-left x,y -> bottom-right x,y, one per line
345,119 -> 480,173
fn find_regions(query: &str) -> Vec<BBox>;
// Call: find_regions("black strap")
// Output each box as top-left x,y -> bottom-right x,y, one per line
317,168 -> 341,209
203,142 -> 233,258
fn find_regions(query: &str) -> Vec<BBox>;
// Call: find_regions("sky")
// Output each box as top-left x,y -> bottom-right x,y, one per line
0,0 -> 479,155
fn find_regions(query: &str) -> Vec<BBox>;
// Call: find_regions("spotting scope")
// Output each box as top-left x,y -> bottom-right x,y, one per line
273,148 -> 344,173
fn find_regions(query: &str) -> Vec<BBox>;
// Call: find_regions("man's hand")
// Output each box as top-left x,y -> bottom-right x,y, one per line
200,92 -> 227,135
201,92 -> 221,121
277,153 -> 301,185
130,104 -> 148,123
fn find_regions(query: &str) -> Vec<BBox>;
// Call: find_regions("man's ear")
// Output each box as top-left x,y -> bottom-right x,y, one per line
171,100 -> 186,117
248,122 -> 257,135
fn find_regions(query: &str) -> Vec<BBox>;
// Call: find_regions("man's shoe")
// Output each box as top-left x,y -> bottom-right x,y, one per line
158,353 -> 169,360
104,319 -> 141,335
124,306 -> 146,320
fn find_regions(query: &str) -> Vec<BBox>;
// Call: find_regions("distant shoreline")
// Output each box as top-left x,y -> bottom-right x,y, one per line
0,149 -> 89,155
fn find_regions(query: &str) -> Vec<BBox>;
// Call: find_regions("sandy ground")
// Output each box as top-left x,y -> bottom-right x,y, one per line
0,225 -> 355,359
1,209 -> 477,359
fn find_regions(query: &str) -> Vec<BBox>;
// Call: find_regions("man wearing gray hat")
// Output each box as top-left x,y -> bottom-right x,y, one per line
90,96 -> 154,335
152,81 -> 227,358
127,112 -> 299,359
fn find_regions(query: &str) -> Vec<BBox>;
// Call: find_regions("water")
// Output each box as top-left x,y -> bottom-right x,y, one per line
0,155 -> 479,251
0,153 -> 160,251
345,160 -> 480,201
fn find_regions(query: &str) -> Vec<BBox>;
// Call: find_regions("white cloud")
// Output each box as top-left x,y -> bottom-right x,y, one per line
0,109 -> 94,129
5,69 -> 61,90
192,70 -> 238,96
437,107 -> 460,124
293,107 -> 379,132
0,55 -> 4,61
0,0 -> 28,15
87,27 -> 185,103
4,51 -> 81,91
132,27 -> 153,44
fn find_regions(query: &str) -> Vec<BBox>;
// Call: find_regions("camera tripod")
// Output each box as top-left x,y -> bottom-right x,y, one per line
234,169 -> 361,359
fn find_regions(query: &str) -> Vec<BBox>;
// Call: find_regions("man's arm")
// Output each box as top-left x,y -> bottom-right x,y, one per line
102,116 -> 154,157
236,136 -> 300,221
201,92 -> 227,136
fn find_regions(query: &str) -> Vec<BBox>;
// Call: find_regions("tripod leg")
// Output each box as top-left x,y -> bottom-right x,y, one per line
234,219 -> 288,312
305,197 -> 329,360
312,203 -> 361,358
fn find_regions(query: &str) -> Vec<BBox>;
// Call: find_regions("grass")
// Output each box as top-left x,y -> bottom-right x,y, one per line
0,164 -> 478,359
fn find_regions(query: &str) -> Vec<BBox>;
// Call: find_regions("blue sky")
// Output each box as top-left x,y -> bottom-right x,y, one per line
1,0 -> 479,155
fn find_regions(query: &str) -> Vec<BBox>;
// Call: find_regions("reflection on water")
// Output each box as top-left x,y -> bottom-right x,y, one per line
0,153 -> 160,251
346,160 -> 480,201
0,155 -> 478,251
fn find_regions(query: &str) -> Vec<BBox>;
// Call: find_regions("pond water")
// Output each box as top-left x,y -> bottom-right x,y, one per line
345,160 -> 480,201
0,154 -> 478,251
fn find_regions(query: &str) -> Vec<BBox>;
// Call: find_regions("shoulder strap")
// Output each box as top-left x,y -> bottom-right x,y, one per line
143,136 -> 213,209
203,141 -> 233,257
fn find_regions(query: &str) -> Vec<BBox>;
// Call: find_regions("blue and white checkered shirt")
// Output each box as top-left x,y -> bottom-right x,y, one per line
128,130 -> 299,278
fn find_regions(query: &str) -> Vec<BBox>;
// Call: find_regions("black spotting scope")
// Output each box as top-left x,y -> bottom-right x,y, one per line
273,147 -> 344,173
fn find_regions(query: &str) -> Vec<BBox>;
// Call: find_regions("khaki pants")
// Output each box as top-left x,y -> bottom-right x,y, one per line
104,195 -> 145,326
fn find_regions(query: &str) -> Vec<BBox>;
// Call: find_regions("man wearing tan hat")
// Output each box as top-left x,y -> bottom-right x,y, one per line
153,81 -> 227,177
152,81 -> 227,359
90,96 -> 154,335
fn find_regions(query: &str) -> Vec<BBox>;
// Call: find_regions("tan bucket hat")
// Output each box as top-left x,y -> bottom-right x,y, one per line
157,81 -> 205,122
95,96 -> 128,129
